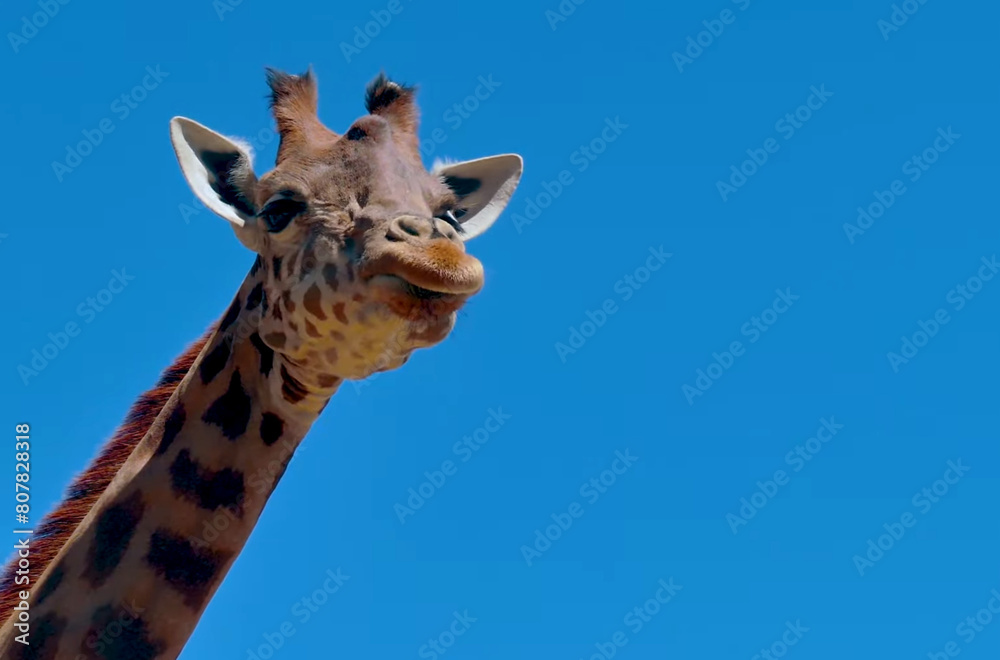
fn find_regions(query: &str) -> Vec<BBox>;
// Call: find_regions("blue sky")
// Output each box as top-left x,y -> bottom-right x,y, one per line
3,0 -> 999,658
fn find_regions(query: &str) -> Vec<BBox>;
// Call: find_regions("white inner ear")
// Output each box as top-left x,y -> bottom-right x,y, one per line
170,117 -> 257,228
433,154 -> 523,241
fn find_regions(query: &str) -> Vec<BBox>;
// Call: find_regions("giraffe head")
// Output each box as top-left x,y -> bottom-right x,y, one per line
171,69 -> 522,381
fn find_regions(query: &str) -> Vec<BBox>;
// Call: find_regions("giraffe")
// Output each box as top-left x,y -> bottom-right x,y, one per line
0,68 -> 522,659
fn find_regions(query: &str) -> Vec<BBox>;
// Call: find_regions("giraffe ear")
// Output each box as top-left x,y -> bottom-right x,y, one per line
434,154 -> 523,241
170,117 -> 262,252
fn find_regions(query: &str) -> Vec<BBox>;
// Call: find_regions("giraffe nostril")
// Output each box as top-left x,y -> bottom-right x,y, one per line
433,219 -> 459,242
386,216 -> 464,246
398,218 -> 422,237
387,216 -> 432,242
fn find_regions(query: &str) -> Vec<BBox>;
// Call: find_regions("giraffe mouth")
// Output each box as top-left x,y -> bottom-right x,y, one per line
360,240 -> 485,296
399,279 -> 448,300
367,274 -> 468,319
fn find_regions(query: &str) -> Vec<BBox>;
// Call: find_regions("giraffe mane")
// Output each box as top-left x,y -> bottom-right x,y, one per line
0,326 -> 215,623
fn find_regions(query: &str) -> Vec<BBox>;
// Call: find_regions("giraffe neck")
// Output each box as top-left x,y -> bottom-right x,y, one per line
0,264 -> 342,659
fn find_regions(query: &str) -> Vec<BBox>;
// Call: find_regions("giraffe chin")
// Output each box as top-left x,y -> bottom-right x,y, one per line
368,274 -> 469,324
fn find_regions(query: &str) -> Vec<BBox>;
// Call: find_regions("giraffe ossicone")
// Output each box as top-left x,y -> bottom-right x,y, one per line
0,68 -> 522,659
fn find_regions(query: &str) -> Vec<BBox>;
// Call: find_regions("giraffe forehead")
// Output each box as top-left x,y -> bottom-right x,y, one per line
259,133 -> 449,216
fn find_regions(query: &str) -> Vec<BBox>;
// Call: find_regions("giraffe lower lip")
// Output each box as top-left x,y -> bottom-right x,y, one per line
360,242 -> 485,295
369,274 -> 455,299
401,280 -> 446,300
368,275 -> 467,318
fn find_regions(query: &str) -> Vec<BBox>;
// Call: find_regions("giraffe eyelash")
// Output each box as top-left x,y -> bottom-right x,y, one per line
436,209 -> 467,233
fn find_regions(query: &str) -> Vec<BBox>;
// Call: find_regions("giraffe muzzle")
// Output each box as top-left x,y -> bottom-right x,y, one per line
363,219 -> 485,296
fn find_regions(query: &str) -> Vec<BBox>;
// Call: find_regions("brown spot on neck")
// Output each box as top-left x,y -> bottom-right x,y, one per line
145,529 -> 232,610
82,491 -> 146,588
12,612 -> 65,660
80,603 -> 165,660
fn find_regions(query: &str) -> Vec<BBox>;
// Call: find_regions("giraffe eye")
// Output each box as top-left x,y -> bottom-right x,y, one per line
259,197 -> 307,232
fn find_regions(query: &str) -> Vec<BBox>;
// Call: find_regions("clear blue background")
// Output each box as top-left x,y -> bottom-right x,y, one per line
2,0 -> 999,658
